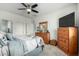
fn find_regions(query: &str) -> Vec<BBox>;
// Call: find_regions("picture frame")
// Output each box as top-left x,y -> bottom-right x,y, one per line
39,21 -> 48,32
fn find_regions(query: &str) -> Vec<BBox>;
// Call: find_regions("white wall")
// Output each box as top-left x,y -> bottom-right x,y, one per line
0,10 -> 33,23
35,4 -> 77,40
0,10 -> 34,36
76,4 -> 79,26
76,4 -> 79,50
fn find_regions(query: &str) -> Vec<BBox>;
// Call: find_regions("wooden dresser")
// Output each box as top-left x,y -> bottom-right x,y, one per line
35,32 -> 50,44
57,27 -> 78,56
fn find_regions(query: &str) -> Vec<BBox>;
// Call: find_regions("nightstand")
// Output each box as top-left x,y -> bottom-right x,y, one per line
50,40 -> 57,46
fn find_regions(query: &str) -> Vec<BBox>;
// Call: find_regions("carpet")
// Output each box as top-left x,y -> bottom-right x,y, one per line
38,45 -> 67,56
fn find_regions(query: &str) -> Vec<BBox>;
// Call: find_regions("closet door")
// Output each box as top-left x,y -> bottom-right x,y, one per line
27,23 -> 34,35
13,22 -> 27,36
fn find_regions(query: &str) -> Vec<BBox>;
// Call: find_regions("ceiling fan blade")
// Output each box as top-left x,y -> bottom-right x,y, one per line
32,9 -> 39,13
18,8 -> 26,10
21,3 -> 27,7
32,4 -> 38,8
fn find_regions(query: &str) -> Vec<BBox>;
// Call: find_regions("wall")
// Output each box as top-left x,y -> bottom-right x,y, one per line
0,20 -> 8,32
35,4 -> 77,40
0,10 -> 33,36
76,4 -> 79,26
76,4 -> 79,50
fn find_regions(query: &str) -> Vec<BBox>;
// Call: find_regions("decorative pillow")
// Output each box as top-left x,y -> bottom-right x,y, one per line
1,46 -> 9,56
0,44 -> 2,47
0,31 -> 6,38
6,33 -> 14,41
0,31 -> 8,46
0,36 -> 8,46
0,47 -> 2,56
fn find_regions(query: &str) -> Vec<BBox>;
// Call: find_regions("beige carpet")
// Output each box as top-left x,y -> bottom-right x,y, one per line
39,45 -> 67,56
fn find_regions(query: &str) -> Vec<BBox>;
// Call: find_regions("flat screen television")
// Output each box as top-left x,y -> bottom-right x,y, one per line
59,12 -> 75,27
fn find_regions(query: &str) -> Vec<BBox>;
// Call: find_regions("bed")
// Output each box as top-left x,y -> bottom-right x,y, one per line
0,32 -> 44,56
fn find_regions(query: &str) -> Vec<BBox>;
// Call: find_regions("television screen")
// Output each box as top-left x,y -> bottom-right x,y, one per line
59,12 -> 75,27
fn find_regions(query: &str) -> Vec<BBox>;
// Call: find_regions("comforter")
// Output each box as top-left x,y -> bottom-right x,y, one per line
0,34 -> 44,56
8,36 -> 44,56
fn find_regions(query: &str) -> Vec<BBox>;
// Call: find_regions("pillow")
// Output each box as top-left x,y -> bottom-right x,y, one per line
0,36 -> 8,46
0,31 -> 6,38
1,46 -> 9,56
0,44 -> 2,48
6,33 -> 14,41
0,47 -> 2,56
0,31 -> 8,46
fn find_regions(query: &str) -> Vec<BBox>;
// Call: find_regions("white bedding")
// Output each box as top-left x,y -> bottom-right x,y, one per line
0,48 -> 2,56
23,39 -> 37,51
0,46 -> 8,56
20,36 -> 44,55
0,32 -> 44,56
1,46 -> 9,56
8,40 -> 24,56
0,31 -> 9,56
22,39 -> 37,54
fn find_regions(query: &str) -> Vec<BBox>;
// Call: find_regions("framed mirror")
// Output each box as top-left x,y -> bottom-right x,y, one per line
39,21 -> 48,32
0,20 -> 13,33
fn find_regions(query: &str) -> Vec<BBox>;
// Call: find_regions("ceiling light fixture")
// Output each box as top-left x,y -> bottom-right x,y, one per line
27,8 -> 31,14
27,8 -> 31,12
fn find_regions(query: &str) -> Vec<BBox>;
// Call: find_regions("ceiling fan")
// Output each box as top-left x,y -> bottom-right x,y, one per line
18,3 -> 39,14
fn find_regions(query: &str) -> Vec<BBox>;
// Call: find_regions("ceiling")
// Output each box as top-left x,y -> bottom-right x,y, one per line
0,3 -> 75,18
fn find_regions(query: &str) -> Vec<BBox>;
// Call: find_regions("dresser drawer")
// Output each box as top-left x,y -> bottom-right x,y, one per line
58,27 -> 68,31
57,27 -> 78,55
58,33 -> 69,39
58,40 -> 68,48
58,36 -> 69,41
62,46 -> 69,53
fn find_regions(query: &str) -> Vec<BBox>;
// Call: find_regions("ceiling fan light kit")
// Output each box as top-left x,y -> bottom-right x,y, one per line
27,8 -> 31,14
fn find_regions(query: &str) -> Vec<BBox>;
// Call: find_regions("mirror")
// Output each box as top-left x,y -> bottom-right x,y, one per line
0,20 -> 12,33
39,21 -> 48,32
